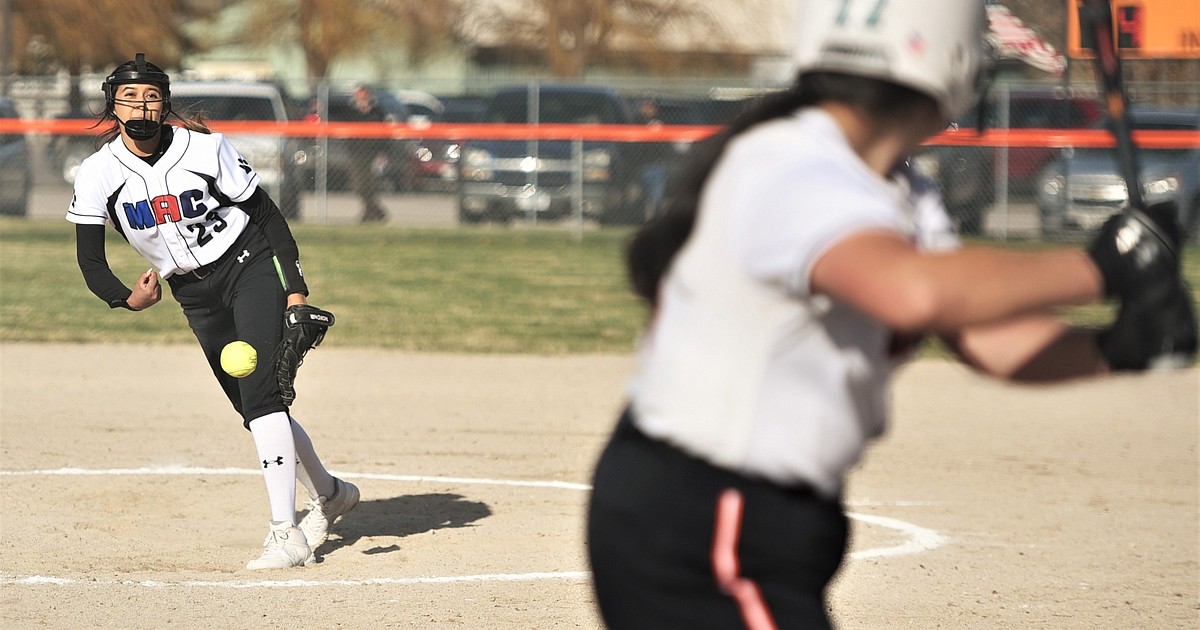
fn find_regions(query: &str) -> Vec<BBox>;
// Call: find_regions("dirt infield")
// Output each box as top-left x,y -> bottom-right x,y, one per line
1,343 -> 1196,629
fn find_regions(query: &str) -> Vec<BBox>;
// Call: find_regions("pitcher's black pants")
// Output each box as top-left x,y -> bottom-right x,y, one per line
168,226 -> 287,428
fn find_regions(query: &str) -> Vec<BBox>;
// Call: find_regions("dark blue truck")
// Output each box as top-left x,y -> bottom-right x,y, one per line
457,84 -> 655,225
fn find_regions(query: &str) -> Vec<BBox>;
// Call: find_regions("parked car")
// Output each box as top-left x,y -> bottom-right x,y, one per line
439,95 -> 488,124
624,96 -> 705,126
914,88 -> 1103,234
457,84 -> 651,225
49,102 -> 105,185
393,89 -> 443,122
0,97 -> 31,216
697,96 -> 754,125
168,81 -> 301,217
292,88 -> 420,193
412,95 -> 482,191
1036,106 -> 1200,241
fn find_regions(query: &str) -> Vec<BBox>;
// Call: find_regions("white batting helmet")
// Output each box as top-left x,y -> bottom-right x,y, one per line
792,0 -> 993,120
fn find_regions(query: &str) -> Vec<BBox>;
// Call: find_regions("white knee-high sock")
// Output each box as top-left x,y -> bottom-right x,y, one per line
249,411 -> 298,525
290,415 -> 336,500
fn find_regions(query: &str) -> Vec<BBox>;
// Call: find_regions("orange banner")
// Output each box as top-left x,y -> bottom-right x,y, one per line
1067,0 -> 1200,59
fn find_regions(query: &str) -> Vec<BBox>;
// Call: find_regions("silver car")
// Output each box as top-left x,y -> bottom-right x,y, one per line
1036,107 -> 1200,241
171,81 -> 301,217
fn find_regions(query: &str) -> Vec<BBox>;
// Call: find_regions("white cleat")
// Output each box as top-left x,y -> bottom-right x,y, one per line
299,477 -> 361,551
246,521 -> 314,570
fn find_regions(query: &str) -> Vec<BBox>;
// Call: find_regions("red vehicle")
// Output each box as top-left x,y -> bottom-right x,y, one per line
916,88 -> 1103,234
412,95 -> 485,191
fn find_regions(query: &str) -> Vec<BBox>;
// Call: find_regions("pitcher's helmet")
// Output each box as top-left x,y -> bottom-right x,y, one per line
103,53 -> 171,112
102,53 -> 172,140
792,0 -> 993,121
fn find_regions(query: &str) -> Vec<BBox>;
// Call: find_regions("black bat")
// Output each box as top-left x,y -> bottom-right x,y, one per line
1080,0 -> 1144,210
1081,0 -> 1196,371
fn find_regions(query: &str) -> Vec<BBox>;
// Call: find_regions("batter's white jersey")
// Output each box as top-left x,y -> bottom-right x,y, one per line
66,126 -> 259,278
628,109 -> 959,498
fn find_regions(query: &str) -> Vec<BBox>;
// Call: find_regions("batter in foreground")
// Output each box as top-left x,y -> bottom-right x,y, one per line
586,1 -> 1196,628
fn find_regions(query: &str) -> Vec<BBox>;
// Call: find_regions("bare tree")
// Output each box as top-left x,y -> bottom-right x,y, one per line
9,0 -> 218,74
236,0 -> 464,87
376,0 -> 465,63
8,0 -> 219,108
460,0 -> 732,77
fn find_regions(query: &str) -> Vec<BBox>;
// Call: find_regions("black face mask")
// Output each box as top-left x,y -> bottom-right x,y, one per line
121,117 -> 161,141
112,94 -> 170,141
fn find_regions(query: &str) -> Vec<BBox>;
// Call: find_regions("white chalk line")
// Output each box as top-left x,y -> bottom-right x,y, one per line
0,572 -> 592,589
0,466 -> 592,491
0,466 -> 946,589
844,512 -> 946,559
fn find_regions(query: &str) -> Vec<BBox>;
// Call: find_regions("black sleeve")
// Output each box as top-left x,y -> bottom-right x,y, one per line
75,224 -> 134,310
240,187 -> 310,296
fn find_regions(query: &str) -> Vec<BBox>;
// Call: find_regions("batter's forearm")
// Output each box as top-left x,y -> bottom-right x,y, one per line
947,315 -> 1106,382
918,248 -> 1102,332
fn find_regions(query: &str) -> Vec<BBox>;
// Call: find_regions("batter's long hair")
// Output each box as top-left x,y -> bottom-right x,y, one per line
626,72 -> 935,307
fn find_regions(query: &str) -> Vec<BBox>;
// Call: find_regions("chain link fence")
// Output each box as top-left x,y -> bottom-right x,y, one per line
916,80 -> 1200,240
2,74 -> 1197,238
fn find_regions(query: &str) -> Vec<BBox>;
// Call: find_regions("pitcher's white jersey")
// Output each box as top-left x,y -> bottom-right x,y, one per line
628,109 -> 960,497
66,126 -> 259,278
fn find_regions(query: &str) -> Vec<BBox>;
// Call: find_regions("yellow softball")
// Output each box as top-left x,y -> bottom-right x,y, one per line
220,341 -> 258,378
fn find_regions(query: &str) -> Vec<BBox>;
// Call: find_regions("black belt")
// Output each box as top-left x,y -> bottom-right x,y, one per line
168,243 -> 240,287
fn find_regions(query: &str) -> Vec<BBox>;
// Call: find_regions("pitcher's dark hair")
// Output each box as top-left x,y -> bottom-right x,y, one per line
626,72 -> 936,307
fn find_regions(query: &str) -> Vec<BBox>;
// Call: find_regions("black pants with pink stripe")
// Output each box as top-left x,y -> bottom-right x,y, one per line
587,409 -> 848,630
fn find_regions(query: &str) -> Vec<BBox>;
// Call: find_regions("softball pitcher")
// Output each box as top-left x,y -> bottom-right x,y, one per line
586,1 -> 1196,628
66,54 -> 359,570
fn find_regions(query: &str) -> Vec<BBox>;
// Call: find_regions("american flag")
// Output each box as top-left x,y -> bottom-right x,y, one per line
908,32 -> 927,56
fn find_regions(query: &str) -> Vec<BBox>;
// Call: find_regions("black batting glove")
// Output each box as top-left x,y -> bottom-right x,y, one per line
1099,278 -> 1198,371
1087,201 -> 1182,300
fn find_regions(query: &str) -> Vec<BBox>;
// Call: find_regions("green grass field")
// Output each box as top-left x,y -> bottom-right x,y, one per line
2,218 -> 1197,356
0,221 -> 644,352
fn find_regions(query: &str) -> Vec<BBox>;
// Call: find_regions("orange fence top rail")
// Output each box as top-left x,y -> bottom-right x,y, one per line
927,127 -> 1200,149
2,118 -> 1198,149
